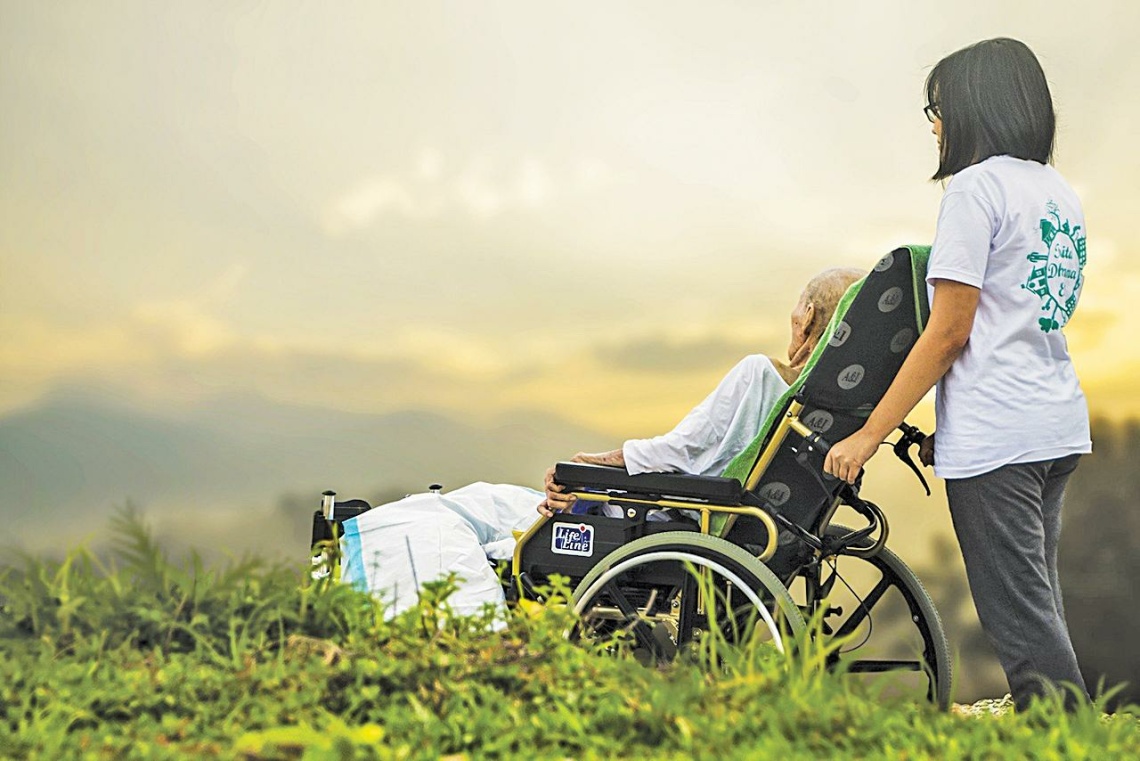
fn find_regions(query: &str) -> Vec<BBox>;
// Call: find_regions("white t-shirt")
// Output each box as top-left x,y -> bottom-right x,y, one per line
623,354 -> 790,477
927,155 -> 1091,479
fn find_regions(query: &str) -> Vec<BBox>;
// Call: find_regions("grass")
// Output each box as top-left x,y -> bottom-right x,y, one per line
1,508 -> 1137,760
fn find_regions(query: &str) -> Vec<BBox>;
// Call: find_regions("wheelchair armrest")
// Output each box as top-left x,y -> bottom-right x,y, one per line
553,462 -> 744,504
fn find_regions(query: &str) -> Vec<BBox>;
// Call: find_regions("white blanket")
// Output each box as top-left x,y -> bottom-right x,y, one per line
339,482 -> 541,618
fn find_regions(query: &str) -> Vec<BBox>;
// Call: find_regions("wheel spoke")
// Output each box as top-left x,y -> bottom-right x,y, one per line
809,525 -> 952,709
831,569 -> 891,640
571,536 -> 808,672
675,570 -> 698,646
600,580 -> 662,655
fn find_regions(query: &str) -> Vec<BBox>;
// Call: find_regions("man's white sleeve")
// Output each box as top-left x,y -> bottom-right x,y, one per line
622,355 -> 790,477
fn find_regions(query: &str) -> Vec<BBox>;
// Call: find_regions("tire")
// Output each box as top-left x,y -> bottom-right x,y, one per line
811,525 -> 953,709
571,531 -> 806,663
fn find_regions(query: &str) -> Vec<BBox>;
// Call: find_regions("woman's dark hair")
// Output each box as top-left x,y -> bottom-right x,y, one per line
925,38 -> 1055,180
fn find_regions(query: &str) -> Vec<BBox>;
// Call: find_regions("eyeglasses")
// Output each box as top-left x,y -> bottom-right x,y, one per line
924,103 -> 940,123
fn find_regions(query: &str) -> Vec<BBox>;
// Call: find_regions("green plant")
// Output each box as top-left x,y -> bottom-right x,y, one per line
1,510 -> 1137,760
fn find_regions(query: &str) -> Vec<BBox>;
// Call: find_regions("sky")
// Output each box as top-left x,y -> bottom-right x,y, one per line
3,0 -> 1139,438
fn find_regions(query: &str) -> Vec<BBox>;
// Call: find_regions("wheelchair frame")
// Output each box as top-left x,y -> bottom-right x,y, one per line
506,405 -> 949,708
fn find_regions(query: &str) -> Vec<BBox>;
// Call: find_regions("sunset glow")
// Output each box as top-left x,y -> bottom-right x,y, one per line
3,1 -> 1137,438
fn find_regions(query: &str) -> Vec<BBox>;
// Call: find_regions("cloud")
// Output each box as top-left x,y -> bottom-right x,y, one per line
321,153 -> 614,234
130,301 -> 235,356
512,158 -> 552,209
592,333 -> 770,374
204,262 -> 251,302
322,177 -> 429,233
453,164 -> 505,220
573,158 -> 614,192
0,300 -> 774,439
415,148 -> 444,181
0,300 -> 239,392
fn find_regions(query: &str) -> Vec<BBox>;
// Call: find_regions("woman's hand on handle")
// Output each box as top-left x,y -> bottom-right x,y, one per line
919,433 -> 936,467
824,429 -> 882,484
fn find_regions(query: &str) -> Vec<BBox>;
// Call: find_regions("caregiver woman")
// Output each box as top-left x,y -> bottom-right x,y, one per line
824,37 -> 1091,711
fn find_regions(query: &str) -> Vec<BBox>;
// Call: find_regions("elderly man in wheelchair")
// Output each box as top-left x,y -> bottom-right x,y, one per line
312,247 -> 952,709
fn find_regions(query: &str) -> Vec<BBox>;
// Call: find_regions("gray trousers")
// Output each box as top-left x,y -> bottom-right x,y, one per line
946,453 -> 1088,710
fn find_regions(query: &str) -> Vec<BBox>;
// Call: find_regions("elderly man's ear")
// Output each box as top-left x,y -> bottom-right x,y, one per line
788,299 -> 815,362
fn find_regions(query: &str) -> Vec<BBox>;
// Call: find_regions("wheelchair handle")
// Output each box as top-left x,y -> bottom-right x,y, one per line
893,423 -> 931,496
897,422 -> 927,448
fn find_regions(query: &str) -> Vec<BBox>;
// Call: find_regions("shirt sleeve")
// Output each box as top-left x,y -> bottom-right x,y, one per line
622,355 -> 788,476
622,379 -> 734,476
927,190 -> 997,289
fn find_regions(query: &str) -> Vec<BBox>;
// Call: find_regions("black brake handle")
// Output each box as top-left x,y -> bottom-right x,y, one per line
894,422 -> 931,496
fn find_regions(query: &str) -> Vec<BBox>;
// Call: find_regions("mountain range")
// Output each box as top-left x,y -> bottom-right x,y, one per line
0,388 -> 613,556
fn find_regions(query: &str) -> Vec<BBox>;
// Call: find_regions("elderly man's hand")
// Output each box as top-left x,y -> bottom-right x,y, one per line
538,464 -> 577,517
536,449 -> 627,517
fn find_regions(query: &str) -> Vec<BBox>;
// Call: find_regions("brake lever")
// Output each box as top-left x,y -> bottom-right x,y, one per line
894,423 -> 931,497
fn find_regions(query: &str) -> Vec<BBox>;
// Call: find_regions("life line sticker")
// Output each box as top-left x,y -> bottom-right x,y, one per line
551,522 -> 594,557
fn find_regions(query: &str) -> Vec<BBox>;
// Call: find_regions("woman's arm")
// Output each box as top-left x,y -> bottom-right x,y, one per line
823,279 -> 980,483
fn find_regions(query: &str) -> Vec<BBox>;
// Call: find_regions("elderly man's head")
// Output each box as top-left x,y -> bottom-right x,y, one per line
788,267 -> 864,362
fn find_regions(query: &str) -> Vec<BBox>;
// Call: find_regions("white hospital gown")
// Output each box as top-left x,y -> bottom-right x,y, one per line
623,355 -> 790,477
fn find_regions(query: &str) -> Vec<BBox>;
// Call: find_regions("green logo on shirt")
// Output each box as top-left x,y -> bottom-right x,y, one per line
1022,201 -> 1086,333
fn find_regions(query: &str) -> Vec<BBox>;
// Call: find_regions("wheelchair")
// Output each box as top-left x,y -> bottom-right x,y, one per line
312,246 -> 953,709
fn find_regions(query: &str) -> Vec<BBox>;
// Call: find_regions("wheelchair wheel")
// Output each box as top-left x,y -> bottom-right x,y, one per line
804,525 -> 952,709
571,531 -> 805,664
